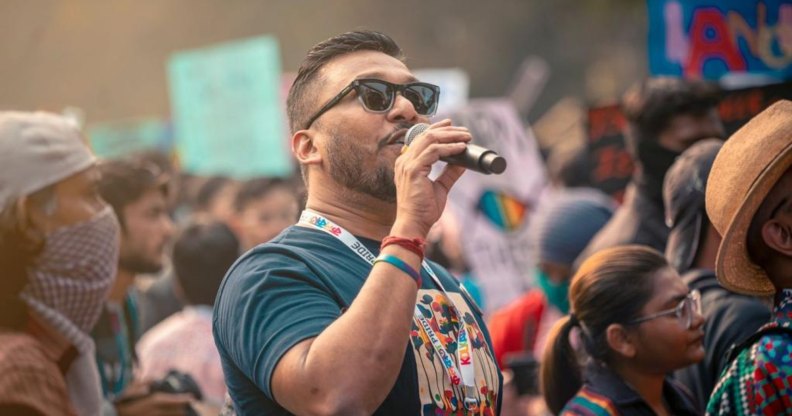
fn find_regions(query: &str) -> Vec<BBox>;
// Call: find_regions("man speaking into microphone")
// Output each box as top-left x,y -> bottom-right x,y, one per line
213,31 -> 502,415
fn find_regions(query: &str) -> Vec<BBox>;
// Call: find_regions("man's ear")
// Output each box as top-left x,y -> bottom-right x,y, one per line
762,220 -> 792,256
605,323 -> 637,359
291,130 -> 322,167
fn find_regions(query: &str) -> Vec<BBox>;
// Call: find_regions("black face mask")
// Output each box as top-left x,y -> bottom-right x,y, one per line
636,139 -> 681,204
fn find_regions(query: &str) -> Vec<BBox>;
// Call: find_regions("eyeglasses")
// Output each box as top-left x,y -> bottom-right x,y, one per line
304,78 -> 440,129
626,289 -> 702,330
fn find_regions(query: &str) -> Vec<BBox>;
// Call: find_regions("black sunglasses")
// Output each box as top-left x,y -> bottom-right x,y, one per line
304,78 -> 440,129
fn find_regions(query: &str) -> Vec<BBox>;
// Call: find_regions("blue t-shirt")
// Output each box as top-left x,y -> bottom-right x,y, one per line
213,225 -> 502,415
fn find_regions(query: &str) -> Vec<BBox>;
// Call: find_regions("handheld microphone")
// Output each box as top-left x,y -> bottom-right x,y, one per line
405,123 -> 507,175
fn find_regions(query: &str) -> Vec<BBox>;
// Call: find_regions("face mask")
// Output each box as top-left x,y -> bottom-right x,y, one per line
22,205 -> 120,335
536,269 -> 569,314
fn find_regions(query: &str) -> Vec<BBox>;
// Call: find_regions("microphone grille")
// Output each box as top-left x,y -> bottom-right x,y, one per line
405,123 -> 430,146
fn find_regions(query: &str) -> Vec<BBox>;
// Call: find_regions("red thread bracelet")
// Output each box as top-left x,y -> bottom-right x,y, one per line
381,236 -> 426,258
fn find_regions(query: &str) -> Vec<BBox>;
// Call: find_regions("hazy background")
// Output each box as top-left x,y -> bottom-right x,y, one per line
1,0 -> 647,125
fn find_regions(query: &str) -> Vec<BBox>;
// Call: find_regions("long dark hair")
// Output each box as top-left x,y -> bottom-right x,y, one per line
0,189 -> 53,329
540,245 -> 668,414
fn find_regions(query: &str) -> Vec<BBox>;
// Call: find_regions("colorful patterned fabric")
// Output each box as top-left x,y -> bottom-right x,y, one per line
707,288 -> 792,415
560,362 -> 699,415
562,387 -> 619,416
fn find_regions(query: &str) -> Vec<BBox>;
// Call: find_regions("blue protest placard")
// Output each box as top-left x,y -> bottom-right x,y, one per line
648,0 -> 792,81
168,36 -> 292,178
88,118 -> 174,159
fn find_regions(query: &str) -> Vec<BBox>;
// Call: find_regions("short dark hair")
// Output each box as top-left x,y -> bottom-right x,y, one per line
622,77 -> 721,145
194,176 -> 233,213
172,220 -> 240,305
547,145 -> 592,188
286,30 -> 404,134
127,150 -> 175,175
98,158 -> 169,229
233,177 -> 293,212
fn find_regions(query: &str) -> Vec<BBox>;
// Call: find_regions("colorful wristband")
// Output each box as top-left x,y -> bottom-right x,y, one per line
381,236 -> 426,258
374,254 -> 422,288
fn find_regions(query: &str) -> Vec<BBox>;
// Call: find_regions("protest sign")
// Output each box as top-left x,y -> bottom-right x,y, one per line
438,99 -> 546,311
168,35 -> 292,179
648,0 -> 792,81
585,79 -> 792,199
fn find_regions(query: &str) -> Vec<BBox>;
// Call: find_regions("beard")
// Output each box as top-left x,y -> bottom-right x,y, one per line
325,128 -> 397,203
118,250 -> 164,275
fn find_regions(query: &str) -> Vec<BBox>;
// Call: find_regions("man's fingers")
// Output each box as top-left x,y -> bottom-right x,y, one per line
409,142 -> 467,169
403,129 -> 471,156
434,164 -> 467,194
429,118 -> 453,128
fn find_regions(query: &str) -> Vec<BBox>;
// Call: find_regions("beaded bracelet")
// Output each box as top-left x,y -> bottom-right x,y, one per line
374,254 -> 422,288
381,236 -> 426,258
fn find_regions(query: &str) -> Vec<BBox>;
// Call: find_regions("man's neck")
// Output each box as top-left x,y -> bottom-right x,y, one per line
108,268 -> 136,303
304,181 -> 396,241
768,260 -> 792,293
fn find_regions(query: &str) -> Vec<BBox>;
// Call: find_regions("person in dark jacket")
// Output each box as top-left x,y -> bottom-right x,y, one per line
575,78 -> 725,268
542,246 -> 703,415
663,139 -> 770,408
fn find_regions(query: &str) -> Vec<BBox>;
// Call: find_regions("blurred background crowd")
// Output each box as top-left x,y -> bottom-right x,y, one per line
2,1 -> 792,415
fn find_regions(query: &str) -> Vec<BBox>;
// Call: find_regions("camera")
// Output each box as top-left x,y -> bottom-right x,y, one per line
149,370 -> 204,416
150,369 -> 204,399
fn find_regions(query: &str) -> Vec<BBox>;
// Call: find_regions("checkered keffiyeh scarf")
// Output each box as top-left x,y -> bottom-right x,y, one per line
21,206 -> 119,353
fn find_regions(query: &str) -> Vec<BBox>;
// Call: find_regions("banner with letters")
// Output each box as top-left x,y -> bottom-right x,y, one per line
648,0 -> 792,81
437,99 -> 547,311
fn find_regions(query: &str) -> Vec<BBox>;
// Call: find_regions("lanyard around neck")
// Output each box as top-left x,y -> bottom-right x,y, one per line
298,209 -> 480,409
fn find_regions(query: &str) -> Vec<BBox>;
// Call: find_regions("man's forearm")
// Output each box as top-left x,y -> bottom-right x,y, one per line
273,243 -> 424,415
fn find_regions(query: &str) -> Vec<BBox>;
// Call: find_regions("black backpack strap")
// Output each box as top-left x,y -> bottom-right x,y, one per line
724,325 -> 792,364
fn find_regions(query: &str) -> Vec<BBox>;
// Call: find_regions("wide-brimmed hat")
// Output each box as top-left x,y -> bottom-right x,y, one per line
706,100 -> 792,296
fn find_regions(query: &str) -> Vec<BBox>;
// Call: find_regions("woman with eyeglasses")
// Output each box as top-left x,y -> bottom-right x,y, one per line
541,245 -> 704,415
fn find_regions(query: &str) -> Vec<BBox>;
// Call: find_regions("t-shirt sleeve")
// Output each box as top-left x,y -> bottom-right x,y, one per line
213,249 -> 344,401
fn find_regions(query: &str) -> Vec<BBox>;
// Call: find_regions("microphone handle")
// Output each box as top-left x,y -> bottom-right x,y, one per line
441,144 -> 507,175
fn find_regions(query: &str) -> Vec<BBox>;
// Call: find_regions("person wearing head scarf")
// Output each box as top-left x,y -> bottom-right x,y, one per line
0,112 -> 121,415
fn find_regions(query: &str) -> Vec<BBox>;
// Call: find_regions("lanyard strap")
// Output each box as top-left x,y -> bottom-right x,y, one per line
298,210 -> 480,408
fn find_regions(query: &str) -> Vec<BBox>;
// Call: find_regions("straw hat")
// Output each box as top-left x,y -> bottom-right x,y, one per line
706,100 -> 792,296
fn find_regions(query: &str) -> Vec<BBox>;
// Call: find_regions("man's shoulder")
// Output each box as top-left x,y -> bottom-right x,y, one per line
223,226 -> 334,284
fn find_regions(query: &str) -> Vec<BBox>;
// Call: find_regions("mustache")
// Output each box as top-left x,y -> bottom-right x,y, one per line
377,122 -> 415,150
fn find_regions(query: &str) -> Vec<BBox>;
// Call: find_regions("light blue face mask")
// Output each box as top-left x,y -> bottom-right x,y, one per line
536,269 -> 570,314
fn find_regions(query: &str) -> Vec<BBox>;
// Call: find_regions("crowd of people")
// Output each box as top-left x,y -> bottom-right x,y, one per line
0,30 -> 790,416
